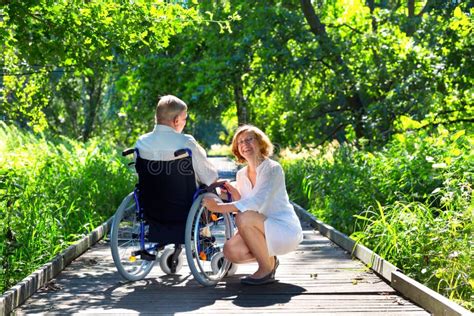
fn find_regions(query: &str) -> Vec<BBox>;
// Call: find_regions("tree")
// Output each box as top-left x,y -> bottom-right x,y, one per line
0,0 -> 196,139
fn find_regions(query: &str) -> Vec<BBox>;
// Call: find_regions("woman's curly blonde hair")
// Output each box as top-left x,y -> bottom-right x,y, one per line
231,125 -> 274,163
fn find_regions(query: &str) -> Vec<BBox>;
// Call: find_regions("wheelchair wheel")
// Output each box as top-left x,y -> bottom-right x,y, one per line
160,247 -> 184,275
210,252 -> 238,277
185,193 -> 235,286
110,192 -> 157,281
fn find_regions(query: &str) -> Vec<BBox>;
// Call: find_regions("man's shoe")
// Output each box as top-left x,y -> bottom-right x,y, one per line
240,272 -> 276,285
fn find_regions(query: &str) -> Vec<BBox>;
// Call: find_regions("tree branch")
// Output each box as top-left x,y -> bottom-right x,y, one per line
317,124 -> 346,147
307,57 -> 335,72
417,0 -> 435,17
326,22 -> 364,35
300,0 -> 327,37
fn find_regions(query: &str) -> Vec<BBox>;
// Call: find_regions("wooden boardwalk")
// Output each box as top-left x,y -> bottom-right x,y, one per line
10,157 -> 436,315
13,221 -> 428,315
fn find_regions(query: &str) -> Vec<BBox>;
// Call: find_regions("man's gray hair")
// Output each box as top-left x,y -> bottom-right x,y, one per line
155,95 -> 187,123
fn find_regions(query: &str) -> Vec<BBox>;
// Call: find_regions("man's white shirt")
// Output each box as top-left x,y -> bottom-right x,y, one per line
135,124 -> 218,186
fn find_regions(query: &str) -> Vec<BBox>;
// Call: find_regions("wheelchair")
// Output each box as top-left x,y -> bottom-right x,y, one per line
110,148 -> 237,286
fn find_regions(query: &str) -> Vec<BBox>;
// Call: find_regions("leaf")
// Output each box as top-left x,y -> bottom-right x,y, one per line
399,116 -> 422,130
451,130 -> 465,142
453,7 -> 464,19
394,134 -> 405,143
64,58 -> 75,66
450,148 -> 461,156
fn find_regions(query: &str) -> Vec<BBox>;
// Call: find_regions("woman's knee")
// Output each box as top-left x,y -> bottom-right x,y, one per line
235,211 -> 265,230
223,243 -> 235,260
235,211 -> 259,228
223,241 -> 243,262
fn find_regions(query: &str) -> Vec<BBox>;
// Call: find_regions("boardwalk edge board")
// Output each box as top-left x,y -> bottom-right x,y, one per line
291,202 -> 472,316
0,217 -> 113,316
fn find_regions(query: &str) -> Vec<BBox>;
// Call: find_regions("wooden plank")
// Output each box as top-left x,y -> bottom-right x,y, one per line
391,271 -> 471,316
0,218 -> 112,316
292,202 -> 398,281
14,228 -> 428,315
292,202 -> 471,316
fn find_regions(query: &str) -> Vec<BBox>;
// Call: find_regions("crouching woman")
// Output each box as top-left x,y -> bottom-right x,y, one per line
202,125 -> 303,285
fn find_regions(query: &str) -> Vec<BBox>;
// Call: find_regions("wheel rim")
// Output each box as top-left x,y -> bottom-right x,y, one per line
186,194 -> 234,284
111,193 -> 156,280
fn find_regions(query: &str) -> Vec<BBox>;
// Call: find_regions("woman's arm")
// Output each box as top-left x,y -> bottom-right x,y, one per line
202,196 -> 239,213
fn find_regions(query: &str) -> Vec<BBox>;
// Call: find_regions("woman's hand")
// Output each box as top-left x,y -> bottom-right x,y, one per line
222,182 -> 241,201
202,196 -> 219,212
202,195 -> 239,214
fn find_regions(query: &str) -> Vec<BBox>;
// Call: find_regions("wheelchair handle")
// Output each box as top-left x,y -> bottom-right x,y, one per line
174,148 -> 192,157
122,148 -> 135,156
206,180 -> 228,193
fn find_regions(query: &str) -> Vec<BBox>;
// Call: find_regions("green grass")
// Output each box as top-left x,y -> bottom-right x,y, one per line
281,127 -> 473,310
0,122 -> 134,293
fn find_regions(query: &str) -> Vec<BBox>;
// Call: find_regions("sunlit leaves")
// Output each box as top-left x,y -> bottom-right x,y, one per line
0,0 -> 198,135
281,128 -> 473,308
450,6 -> 472,36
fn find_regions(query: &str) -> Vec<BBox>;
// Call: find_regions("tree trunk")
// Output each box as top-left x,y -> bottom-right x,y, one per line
82,74 -> 103,141
366,0 -> 377,32
406,0 -> 416,35
300,0 -> 366,140
347,94 -> 365,139
233,77 -> 248,125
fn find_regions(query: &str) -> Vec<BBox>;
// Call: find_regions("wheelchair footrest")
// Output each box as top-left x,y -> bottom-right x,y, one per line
132,249 -> 156,261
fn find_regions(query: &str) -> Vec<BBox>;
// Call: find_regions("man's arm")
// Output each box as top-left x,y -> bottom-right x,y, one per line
186,137 -> 218,186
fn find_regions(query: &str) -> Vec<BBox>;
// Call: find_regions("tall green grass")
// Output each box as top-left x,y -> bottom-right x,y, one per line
281,128 -> 473,309
0,122 -> 134,294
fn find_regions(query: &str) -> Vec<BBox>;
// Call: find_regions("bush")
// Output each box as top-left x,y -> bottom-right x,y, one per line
281,127 -> 473,309
0,122 -> 134,293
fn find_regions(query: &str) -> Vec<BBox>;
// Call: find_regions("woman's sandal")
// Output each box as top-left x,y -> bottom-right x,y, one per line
241,257 -> 279,286
271,256 -> 279,278
240,272 -> 276,285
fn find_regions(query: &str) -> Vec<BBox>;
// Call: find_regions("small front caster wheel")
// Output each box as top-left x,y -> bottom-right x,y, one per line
160,248 -> 184,274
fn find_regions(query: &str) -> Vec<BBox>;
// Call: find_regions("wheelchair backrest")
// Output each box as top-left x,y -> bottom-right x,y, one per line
134,152 -> 196,226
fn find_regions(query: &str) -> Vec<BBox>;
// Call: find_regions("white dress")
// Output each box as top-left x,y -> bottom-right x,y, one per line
233,159 -> 303,256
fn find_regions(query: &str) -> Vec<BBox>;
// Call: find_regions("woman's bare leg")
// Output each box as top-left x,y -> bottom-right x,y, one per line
223,232 -> 255,263
234,211 -> 275,278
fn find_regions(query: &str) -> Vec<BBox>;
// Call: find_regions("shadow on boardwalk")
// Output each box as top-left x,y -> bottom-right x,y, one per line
32,270 -> 305,314
14,224 -> 427,315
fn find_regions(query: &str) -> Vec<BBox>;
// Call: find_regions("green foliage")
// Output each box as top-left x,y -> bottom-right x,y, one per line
281,127 -> 473,309
2,1 -> 472,148
1,1 -> 197,139
255,1 -> 473,147
352,201 -> 472,309
0,122 -> 134,293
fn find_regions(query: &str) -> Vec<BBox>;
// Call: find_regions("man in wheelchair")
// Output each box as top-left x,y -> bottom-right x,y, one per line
134,94 -> 218,244
111,95 -> 236,285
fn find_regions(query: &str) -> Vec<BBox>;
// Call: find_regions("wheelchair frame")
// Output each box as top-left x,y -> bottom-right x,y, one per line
110,148 -> 236,286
